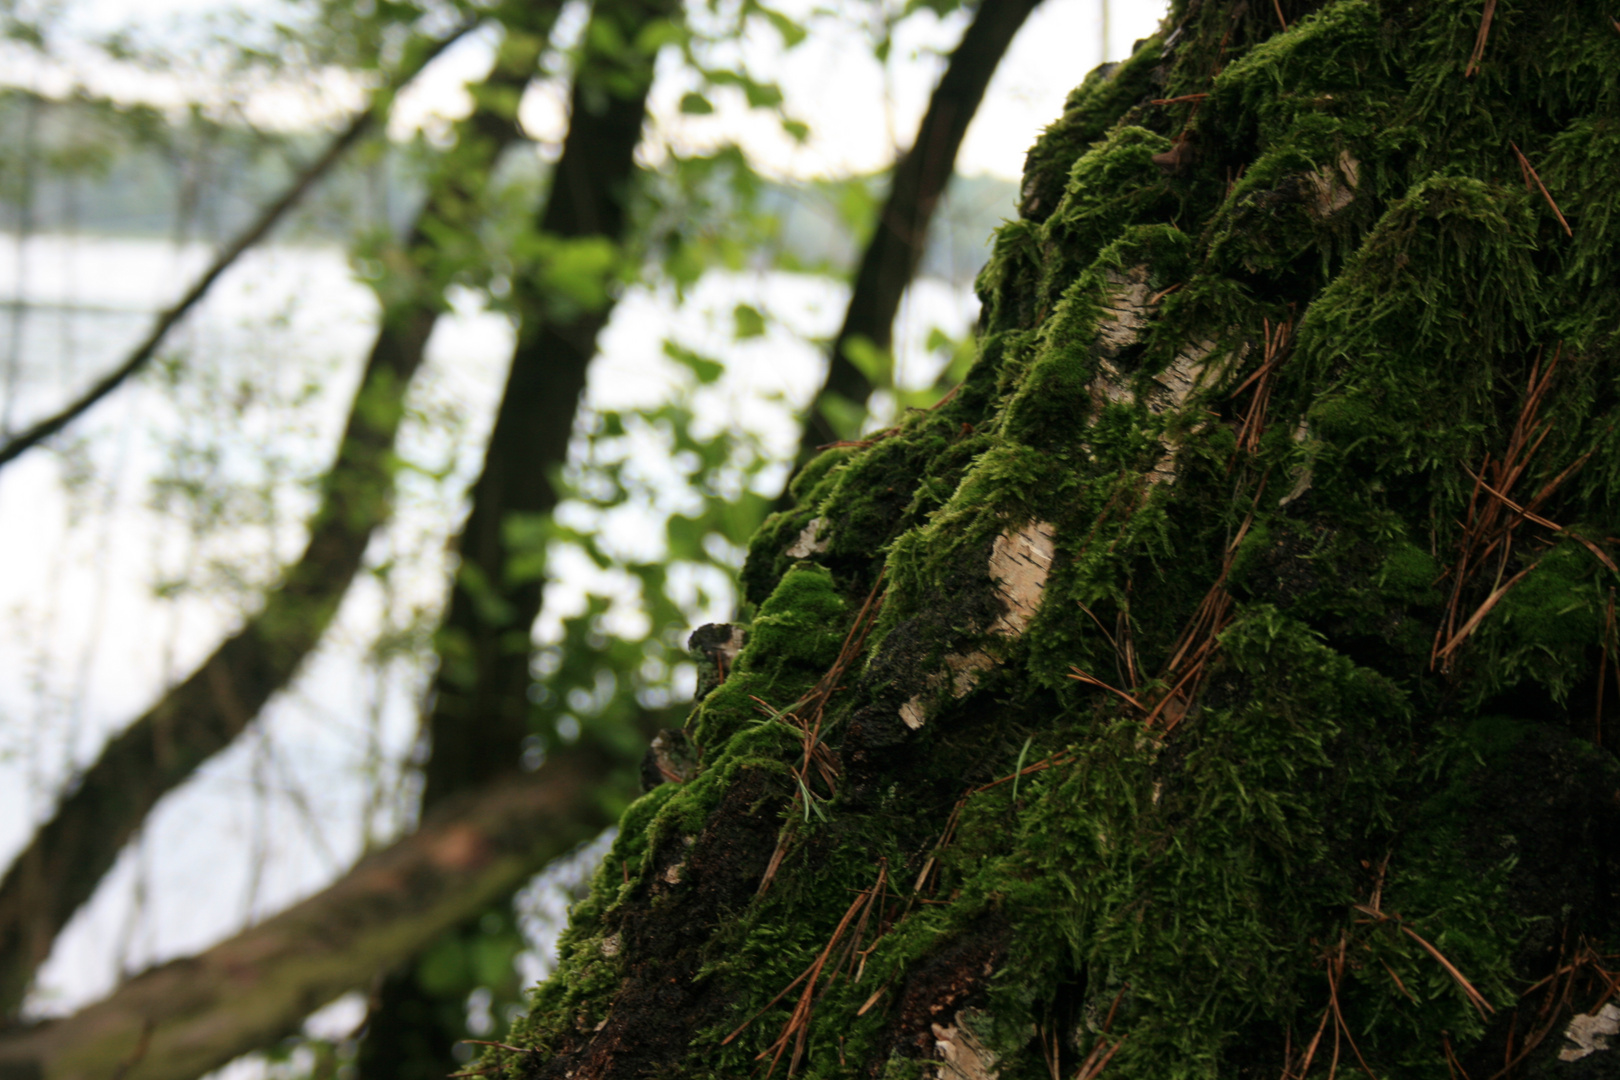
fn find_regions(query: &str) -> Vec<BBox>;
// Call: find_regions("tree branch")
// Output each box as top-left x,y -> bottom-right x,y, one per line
0,22 -> 553,1017
0,20 -> 475,471
792,0 -> 1044,467
0,747 -> 629,1080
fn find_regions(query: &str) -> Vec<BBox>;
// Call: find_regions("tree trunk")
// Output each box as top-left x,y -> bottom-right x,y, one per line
355,1 -> 677,1075
497,1 -> 1620,1078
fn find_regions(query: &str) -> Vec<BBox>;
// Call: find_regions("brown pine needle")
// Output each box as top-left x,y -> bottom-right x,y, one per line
1459,466 -> 1564,532
1355,905 -> 1496,1016
1510,142 -> 1574,236
1465,0 -> 1497,76
457,1041 -> 536,1054
1297,1001 -> 1333,1080
1327,937 -> 1379,1080
1273,0 -> 1289,30
1381,958 -> 1418,1002
1068,667 -> 1147,711
1435,560 -> 1541,663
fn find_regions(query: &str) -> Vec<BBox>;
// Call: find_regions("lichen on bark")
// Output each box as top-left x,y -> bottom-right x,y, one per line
498,1 -> 1620,1078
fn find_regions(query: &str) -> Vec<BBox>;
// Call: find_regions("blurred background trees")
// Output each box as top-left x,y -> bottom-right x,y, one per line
0,0 -> 1163,1077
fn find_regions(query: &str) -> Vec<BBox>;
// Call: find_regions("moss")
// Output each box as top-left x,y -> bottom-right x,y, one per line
689,563 -> 847,749
510,2 -> 1620,1078
1020,33 -> 1170,225
1035,126 -> 1178,308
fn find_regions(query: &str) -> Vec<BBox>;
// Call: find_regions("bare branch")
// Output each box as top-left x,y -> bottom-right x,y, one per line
0,748 -> 627,1080
0,20 -> 475,471
0,20 -> 551,1017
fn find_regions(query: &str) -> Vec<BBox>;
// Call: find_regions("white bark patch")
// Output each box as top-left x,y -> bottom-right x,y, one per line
1144,337 -> 1230,485
989,522 -> 1058,636
1096,265 -> 1154,359
901,523 -> 1056,729
1279,421 -> 1314,507
1145,337 -> 1221,416
785,517 -> 829,558
716,627 -> 746,666
1306,151 -> 1360,218
932,1013 -> 999,1080
1084,266 -> 1243,485
599,934 -> 621,958
1560,1003 -> 1620,1062
1087,267 -> 1156,422
901,650 -> 997,731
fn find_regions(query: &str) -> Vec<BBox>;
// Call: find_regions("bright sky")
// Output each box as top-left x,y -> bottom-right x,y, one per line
12,0 -> 1171,181
411,0 -> 1171,179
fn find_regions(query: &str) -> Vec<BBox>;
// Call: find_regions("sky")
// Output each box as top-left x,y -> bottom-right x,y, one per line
10,0 -> 1172,182
400,0 -> 1173,180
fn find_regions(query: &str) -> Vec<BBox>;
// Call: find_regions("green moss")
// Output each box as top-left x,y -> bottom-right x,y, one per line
511,2 -> 1620,1077
1036,126 -> 1177,308
690,563 -> 847,749
1020,33 -> 1170,225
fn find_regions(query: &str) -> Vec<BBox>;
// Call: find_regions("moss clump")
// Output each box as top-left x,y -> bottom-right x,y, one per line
507,2 -> 1620,1079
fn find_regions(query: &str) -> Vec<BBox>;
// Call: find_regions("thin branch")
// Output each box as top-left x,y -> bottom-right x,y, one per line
0,22 -> 539,1016
0,21 -> 475,470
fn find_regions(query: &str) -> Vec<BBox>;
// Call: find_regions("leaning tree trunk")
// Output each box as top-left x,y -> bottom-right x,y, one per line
492,1 -> 1620,1078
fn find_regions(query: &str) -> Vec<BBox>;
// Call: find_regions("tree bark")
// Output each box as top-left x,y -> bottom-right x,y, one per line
791,0 -> 1043,468
0,22 -> 554,1019
500,1 -> 1620,1078
0,745 -> 626,1080
355,2 -> 678,1076
419,0 -> 674,805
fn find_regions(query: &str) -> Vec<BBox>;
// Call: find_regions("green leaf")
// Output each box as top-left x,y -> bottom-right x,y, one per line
733,303 -> 767,340
842,334 -> 892,387
634,18 -> 685,55
743,79 -> 784,109
679,91 -> 715,115
756,6 -> 807,48
816,392 -> 866,440
664,340 -> 725,384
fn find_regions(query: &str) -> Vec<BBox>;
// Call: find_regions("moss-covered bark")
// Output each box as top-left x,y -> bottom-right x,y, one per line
499,1 -> 1620,1077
